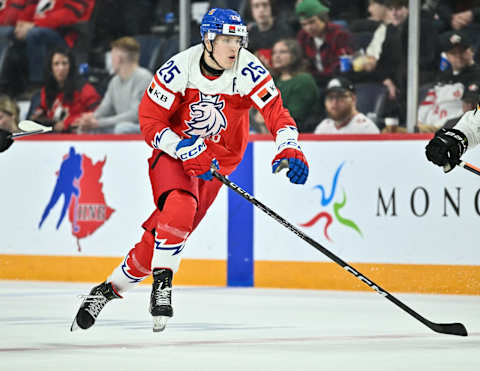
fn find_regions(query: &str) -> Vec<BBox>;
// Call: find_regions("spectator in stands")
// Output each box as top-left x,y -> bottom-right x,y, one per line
295,0 -> 353,87
0,1 -> 29,96
368,0 -> 390,22
210,1 -> 245,10
251,38 -> 320,133
442,81 -> 480,129
0,0 -> 27,40
434,0 -> 480,33
417,30 -> 480,132
348,0 -> 401,101
433,0 -> 480,55
11,0 -> 96,86
93,0 -> 156,51
246,0 -> 294,67
378,0 -> 437,127
387,0 -> 437,86
314,77 -> 379,133
350,0 -> 391,33
325,0 -> 369,25
0,94 -> 20,133
29,46 -> 100,133
73,37 -> 153,134
344,0 -> 400,134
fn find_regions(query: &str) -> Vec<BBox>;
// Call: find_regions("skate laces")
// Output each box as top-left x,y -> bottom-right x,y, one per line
79,294 -> 108,318
153,286 -> 171,306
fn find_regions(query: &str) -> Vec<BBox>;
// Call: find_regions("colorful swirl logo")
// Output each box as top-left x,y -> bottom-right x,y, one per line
299,162 -> 362,241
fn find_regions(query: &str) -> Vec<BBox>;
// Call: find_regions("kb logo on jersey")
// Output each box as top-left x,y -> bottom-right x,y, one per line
147,79 -> 174,110
185,93 -> 227,142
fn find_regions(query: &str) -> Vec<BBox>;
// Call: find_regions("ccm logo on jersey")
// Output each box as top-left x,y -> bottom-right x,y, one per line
147,80 -> 175,109
251,79 -> 278,109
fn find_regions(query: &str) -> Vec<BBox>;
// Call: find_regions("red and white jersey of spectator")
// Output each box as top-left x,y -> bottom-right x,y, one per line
18,0 -> 95,47
418,83 -> 464,128
34,81 -> 100,130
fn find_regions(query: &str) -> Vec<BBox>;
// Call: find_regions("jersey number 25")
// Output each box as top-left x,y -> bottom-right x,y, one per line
241,62 -> 266,83
159,60 -> 181,84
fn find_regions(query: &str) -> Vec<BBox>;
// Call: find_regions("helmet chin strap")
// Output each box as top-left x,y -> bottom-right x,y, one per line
201,40 -> 224,76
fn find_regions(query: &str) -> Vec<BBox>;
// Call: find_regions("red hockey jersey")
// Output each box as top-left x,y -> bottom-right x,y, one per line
139,44 -> 298,175
0,0 -> 28,25
18,0 -> 95,47
35,82 -> 100,130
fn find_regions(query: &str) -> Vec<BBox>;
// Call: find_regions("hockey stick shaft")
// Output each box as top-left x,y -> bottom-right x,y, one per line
459,161 -> 480,176
212,170 -> 467,337
11,129 -> 44,139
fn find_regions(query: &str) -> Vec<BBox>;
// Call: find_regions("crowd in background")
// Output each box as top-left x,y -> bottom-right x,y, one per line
0,0 -> 480,135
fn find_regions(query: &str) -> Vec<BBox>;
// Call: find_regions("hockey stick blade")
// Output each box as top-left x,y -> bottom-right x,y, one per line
17,120 -> 53,134
429,321 -> 467,337
212,169 -> 468,337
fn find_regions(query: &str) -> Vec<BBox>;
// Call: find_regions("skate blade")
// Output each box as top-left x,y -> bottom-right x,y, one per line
70,318 -> 79,332
152,316 -> 169,332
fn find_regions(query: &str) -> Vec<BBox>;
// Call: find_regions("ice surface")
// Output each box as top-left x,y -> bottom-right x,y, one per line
0,281 -> 479,371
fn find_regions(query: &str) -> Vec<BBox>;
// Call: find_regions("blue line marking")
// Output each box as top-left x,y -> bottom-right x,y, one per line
227,143 -> 253,287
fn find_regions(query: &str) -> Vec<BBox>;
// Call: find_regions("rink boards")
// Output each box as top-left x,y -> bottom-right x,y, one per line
0,134 -> 479,294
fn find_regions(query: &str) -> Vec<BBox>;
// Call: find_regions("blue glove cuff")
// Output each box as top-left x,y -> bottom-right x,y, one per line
197,158 -> 219,181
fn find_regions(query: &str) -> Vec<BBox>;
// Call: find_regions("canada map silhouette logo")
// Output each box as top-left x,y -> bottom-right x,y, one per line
38,147 -> 115,251
299,162 -> 362,241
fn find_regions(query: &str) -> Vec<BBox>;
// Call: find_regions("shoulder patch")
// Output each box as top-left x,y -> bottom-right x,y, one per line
147,79 -> 175,109
251,79 -> 278,109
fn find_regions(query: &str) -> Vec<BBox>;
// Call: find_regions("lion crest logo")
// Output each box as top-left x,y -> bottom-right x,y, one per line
184,93 -> 227,138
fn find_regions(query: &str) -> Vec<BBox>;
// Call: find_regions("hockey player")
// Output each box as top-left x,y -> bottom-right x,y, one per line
425,106 -> 479,171
71,8 -> 309,332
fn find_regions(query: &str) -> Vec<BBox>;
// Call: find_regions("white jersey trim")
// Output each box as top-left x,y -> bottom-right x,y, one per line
154,44 -> 272,97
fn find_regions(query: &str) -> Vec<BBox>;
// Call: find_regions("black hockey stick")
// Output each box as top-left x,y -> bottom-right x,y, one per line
212,169 -> 468,337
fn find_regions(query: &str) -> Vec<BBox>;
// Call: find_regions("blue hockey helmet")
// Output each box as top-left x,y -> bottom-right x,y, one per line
200,8 -> 248,47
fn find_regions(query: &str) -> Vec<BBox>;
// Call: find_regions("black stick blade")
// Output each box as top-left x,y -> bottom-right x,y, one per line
431,322 -> 468,337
